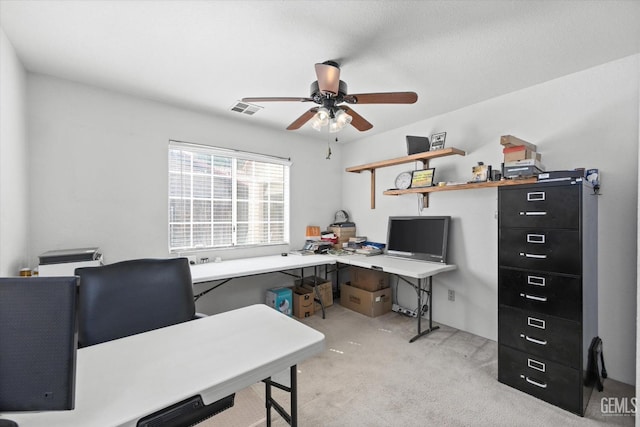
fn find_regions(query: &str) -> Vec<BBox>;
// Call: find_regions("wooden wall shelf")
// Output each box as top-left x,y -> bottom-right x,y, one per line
383,177 -> 538,196
346,148 -> 466,173
346,148 -> 466,209
346,147 -> 538,208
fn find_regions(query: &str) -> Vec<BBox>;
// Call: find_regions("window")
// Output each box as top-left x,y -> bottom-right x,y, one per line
168,141 -> 290,252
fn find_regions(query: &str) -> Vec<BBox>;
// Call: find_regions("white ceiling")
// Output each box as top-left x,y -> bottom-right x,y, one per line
1,0 -> 639,143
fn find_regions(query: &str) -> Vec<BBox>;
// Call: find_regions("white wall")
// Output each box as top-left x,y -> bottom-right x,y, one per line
26,74 -> 344,313
26,74 -> 344,265
342,55 -> 639,385
0,28 -> 28,276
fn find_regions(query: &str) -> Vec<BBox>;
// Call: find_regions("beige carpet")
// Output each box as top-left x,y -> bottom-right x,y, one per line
199,304 -> 635,426
200,387 -> 265,427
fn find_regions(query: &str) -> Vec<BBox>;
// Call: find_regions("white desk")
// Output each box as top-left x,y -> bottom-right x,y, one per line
190,253 -> 454,283
190,254 -> 338,318
190,253 -> 455,342
190,254 -> 336,284
338,254 -> 456,342
343,254 -> 456,279
2,304 -> 325,427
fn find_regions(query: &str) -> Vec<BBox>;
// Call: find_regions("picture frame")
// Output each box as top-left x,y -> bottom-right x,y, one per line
471,164 -> 489,182
411,168 -> 435,188
430,132 -> 447,151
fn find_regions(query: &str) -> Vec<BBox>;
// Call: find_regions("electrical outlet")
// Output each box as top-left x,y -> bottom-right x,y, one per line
448,289 -> 455,301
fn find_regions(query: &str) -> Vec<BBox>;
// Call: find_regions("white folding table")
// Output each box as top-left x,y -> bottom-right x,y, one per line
190,253 -> 455,342
340,254 -> 456,342
190,254 -> 340,317
2,304 -> 325,427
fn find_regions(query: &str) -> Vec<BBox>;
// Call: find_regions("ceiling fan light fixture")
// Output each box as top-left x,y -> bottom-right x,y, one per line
311,107 -> 330,131
335,109 -> 352,126
328,109 -> 352,133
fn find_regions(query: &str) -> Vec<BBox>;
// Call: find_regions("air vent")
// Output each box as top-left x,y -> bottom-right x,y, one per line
230,101 -> 263,115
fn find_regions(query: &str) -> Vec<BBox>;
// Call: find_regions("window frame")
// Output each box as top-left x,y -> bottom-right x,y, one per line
168,140 -> 291,253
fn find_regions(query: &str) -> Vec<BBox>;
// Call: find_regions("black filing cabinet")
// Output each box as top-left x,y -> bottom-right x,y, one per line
497,179 -> 598,416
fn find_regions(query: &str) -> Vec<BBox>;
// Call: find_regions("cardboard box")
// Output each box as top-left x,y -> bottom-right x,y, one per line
297,276 -> 333,311
349,265 -> 390,292
502,145 -> 538,163
500,135 -> 537,151
292,286 -> 315,319
327,226 -> 356,248
265,287 -> 292,317
305,225 -> 321,240
340,282 -> 392,317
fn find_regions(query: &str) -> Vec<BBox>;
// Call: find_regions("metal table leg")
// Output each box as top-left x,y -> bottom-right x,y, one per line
264,365 -> 298,426
409,276 -> 439,343
312,265 -> 325,319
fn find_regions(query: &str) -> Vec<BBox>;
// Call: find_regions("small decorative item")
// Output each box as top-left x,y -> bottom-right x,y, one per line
586,168 -> 600,194
471,162 -> 489,182
586,169 -> 599,187
334,209 -> 350,224
411,168 -> 435,188
429,132 -> 447,151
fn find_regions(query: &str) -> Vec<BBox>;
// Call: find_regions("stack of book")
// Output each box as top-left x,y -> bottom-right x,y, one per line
344,236 -> 366,251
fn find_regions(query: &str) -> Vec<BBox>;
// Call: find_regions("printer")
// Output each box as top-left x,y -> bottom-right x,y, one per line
38,247 -> 103,277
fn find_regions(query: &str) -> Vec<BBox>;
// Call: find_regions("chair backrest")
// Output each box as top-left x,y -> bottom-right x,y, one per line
0,276 -> 78,411
75,257 -> 195,348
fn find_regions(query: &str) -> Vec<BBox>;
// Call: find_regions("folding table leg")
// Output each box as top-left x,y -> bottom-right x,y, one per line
312,266 -> 325,319
264,365 -> 298,426
409,276 -> 439,343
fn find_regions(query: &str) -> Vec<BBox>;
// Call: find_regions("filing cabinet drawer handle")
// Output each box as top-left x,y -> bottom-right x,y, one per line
519,211 -> 547,216
520,293 -> 547,302
527,317 -> 546,329
520,252 -> 547,259
527,275 -> 546,286
527,192 -> 546,201
526,234 -> 545,244
527,358 -> 546,372
520,334 -> 547,345
521,375 -> 547,389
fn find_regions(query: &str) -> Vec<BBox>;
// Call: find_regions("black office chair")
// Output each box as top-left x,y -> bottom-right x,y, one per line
75,257 -> 234,426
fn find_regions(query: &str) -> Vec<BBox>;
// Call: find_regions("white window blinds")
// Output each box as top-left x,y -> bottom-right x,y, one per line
168,141 -> 290,252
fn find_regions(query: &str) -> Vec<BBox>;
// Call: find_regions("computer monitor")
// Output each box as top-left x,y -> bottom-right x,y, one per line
0,276 -> 78,411
386,216 -> 451,263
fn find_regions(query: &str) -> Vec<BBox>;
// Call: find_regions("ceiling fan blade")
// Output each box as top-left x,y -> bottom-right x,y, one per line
286,108 -> 319,130
343,92 -> 418,104
241,97 -> 313,103
315,62 -> 340,95
339,106 -> 373,131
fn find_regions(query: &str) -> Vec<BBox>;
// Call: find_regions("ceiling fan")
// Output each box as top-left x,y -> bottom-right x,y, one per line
241,60 -> 418,132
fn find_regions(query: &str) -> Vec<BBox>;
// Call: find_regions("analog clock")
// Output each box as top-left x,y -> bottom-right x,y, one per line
334,210 -> 349,223
395,171 -> 413,190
